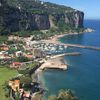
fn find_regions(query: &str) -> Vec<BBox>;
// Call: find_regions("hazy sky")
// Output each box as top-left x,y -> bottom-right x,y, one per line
42,0 -> 100,19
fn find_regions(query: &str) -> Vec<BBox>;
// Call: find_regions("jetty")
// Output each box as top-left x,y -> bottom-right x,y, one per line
37,57 -> 67,71
41,40 -> 100,51
35,52 -> 81,73
53,42 -> 100,51
50,52 -> 81,59
66,43 -> 100,51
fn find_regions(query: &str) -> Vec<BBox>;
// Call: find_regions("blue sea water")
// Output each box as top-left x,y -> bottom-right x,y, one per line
41,20 -> 100,100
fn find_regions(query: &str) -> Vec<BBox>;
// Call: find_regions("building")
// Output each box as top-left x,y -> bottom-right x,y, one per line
0,54 -> 11,60
33,48 -> 46,58
15,51 -> 23,57
10,62 -> 22,69
0,44 -> 9,51
0,51 -> 11,60
8,35 -> 22,41
25,54 -> 33,59
0,51 -> 8,55
8,79 -> 20,91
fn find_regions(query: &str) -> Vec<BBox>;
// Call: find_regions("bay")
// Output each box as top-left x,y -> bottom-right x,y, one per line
40,20 -> 100,100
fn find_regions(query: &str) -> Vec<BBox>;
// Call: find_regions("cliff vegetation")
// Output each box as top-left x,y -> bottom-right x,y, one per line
0,0 -> 84,37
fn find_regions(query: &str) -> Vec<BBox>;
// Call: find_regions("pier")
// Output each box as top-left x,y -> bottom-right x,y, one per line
36,52 -> 81,72
41,40 -> 100,51
51,52 -> 81,59
66,43 -> 100,51
54,42 -> 100,51
38,57 -> 67,71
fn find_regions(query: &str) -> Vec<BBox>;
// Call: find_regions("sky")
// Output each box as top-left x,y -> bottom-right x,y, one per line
42,0 -> 100,19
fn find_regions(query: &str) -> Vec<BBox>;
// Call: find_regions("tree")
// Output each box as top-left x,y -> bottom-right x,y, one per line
15,56 -> 30,62
20,76 -> 32,84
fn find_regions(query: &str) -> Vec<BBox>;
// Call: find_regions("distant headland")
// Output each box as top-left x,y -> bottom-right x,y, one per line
0,0 -> 84,36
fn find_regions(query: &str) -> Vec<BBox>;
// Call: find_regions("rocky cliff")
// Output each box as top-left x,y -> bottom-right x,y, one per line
0,0 -> 84,34
0,5 -> 50,33
50,11 -> 84,28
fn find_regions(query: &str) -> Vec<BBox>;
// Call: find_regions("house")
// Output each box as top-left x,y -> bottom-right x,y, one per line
0,55 -> 11,60
15,51 -> 23,57
8,79 -> 20,91
0,51 -> 8,55
0,54 -> 5,59
8,78 -> 41,100
0,44 -> 9,51
4,55 -> 11,60
10,62 -> 22,69
8,35 -> 22,41
0,52 -> 11,60
23,91 -> 30,98
25,54 -> 33,59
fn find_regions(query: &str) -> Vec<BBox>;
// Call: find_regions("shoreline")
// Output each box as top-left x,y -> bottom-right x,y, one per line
40,28 -> 94,45
35,57 -> 67,74
34,28 -> 94,99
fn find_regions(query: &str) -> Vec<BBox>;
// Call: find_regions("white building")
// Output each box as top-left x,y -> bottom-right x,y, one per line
15,51 -> 23,57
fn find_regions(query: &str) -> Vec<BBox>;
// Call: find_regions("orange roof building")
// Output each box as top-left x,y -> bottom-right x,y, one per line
25,54 -> 33,59
9,80 -> 20,91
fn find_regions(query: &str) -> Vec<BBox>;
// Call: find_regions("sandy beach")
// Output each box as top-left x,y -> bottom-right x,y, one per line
41,28 -> 94,45
40,33 -> 82,45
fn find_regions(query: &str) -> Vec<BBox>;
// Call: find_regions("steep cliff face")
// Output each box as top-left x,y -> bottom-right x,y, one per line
0,0 -> 84,34
32,14 -> 50,30
65,11 -> 84,28
15,12 -> 50,31
51,11 -> 84,28
0,6 -> 50,32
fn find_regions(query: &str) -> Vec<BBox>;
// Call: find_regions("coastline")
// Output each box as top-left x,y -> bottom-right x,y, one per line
36,57 -> 67,73
40,28 -> 94,45
34,28 -> 94,99
35,58 -> 67,99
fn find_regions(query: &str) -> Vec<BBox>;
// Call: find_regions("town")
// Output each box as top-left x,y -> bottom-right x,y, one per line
0,35 -> 70,100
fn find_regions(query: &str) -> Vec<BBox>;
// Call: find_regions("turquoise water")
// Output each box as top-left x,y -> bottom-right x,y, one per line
41,20 -> 100,100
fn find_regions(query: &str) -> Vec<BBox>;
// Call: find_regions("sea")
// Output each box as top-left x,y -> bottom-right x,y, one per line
39,20 -> 100,100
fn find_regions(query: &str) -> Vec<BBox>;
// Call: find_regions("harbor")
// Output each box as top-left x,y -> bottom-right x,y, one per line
40,34 -> 100,51
35,52 -> 81,73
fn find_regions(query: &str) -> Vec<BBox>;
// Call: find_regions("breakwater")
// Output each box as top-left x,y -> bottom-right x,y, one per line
66,44 -> 100,51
